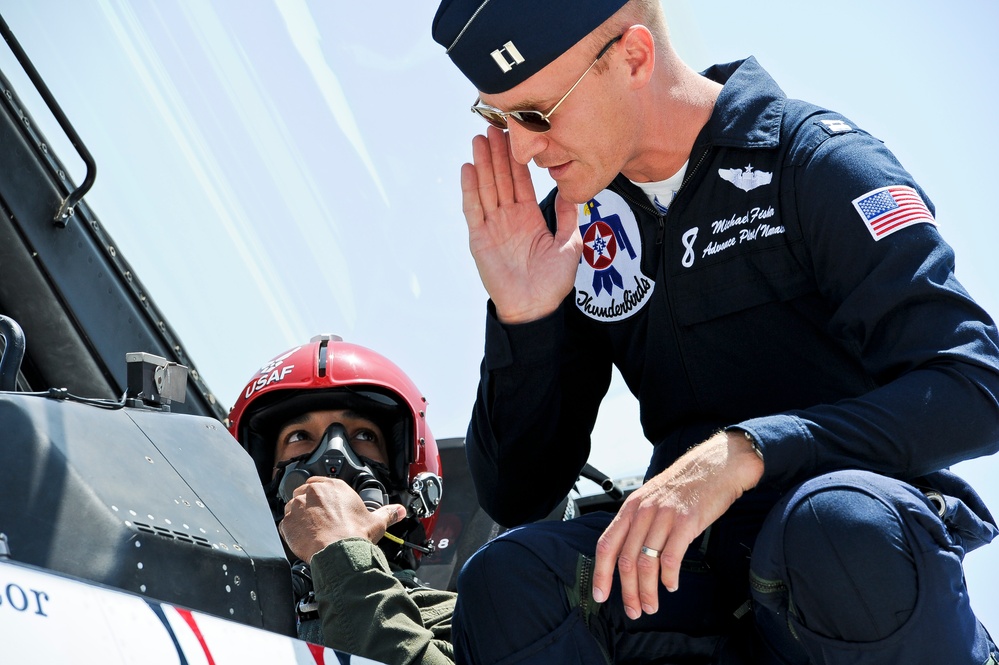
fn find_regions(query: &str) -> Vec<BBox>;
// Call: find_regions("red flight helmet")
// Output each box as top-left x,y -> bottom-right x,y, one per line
227,334 -> 442,561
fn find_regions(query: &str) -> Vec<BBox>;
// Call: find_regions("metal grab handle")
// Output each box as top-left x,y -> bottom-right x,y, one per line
0,13 -> 96,225
0,314 -> 26,391
581,462 -> 625,501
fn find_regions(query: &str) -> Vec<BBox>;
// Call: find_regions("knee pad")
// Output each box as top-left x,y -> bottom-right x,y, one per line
781,485 -> 917,642
454,536 -> 585,662
457,536 -> 573,624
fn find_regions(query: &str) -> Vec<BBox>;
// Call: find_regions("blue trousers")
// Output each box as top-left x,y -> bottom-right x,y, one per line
452,470 -> 997,664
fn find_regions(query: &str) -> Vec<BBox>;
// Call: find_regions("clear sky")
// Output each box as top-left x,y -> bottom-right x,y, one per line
2,0 -> 996,633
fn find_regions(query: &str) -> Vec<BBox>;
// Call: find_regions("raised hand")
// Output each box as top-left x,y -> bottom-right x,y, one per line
461,125 -> 582,324
279,476 -> 405,564
591,431 -> 764,619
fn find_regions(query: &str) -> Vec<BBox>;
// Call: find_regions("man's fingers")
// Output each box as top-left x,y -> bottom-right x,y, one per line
461,161 -> 485,231
614,548 -> 644,620
592,515 -> 629,604
509,141 -> 539,204
613,501 -> 664,620
468,133 -> 498,212
634,544 -> 662,616
553,192 -> 583,253
658,521 -> 699,593
486,125 -> 516,205
593,488 -> 687,620
634,518 -> 674,615
369,503 -> 406,540
379,503 -> 406,527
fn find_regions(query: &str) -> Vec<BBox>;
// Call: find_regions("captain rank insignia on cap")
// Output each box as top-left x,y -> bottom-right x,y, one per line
491,41 -> 525,72
432,0 -> 630,94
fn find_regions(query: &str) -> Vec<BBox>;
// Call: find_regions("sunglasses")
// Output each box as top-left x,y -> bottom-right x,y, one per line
470,34 -> 623,133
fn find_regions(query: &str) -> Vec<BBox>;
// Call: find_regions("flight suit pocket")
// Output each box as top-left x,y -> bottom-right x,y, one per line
671,242 -> 813,326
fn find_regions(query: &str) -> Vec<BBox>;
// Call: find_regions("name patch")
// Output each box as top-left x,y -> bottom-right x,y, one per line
680,205 -> 786,268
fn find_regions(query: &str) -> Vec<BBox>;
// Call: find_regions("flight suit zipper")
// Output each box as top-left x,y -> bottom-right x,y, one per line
614,146 -> 711,246
749,569 -> 801,641
611,146 -> 712,413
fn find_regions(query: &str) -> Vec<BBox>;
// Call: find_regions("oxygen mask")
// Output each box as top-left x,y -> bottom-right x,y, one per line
276,422 -> 389,510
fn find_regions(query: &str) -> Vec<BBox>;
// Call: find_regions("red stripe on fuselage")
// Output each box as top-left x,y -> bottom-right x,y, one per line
175,607 -> 217,665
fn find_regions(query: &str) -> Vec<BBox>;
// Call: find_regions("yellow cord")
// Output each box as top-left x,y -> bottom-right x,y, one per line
382,532 -> 404,545
381,530 -> 434,554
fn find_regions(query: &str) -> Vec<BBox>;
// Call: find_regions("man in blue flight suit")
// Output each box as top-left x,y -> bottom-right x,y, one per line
431,0 -> 999,663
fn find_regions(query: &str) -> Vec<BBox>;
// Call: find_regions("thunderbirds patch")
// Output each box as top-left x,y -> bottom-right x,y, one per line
574,189 -> 654,322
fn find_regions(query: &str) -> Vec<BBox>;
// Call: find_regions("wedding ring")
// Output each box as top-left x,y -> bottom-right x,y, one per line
640,545 -> 660,559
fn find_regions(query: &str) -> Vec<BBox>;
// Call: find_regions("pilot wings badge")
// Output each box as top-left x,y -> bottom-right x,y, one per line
718,165 -> 773,192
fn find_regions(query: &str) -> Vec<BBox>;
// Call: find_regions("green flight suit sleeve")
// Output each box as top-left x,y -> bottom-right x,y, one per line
310,537 -> 455,665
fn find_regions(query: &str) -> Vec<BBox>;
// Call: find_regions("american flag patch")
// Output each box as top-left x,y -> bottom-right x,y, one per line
851,185 -> 935,240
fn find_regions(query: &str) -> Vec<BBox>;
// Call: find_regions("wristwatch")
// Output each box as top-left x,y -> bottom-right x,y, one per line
728,427 -> 764,462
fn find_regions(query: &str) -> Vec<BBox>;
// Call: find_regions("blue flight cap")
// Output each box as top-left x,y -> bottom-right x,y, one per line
432,0 -> 629,94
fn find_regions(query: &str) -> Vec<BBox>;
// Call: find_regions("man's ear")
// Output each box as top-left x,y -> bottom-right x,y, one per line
619,24 -> 655,89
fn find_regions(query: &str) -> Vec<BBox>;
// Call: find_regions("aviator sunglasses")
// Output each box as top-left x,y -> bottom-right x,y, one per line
470,34 -> 623,133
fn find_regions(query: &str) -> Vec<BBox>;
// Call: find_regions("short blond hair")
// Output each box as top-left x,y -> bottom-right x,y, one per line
591,0 -> 669,51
